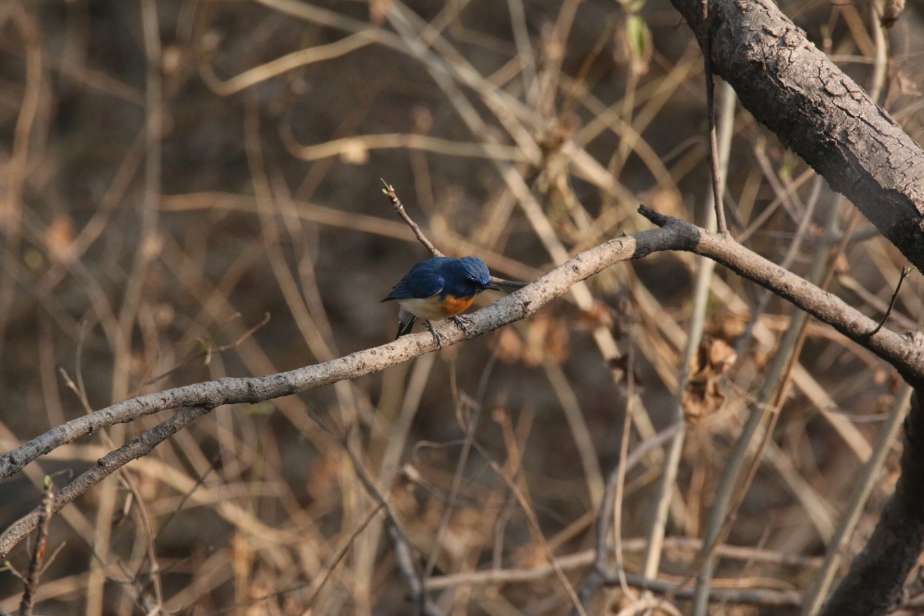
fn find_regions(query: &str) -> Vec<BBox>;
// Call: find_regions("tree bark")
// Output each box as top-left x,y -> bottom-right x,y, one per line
666,0 -> 924,611
818,392 -> 924,616
670,0 -> 924,270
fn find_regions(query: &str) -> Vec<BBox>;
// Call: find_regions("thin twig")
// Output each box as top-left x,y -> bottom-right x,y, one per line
575,419 -> 685,612
382,180 -> 443,257
153,454 -> 219,543
0,406 -> 213,559
868,266 -> 913,337
612,342 -> 637,598
423,354 -> 496,578
383,181 -> 526,289
474,443 -> 588,616
602,570 -> 800,606
305,501 -> 386,608
145,313 -> 272,386
342,437 -> 444,616
644,78 -> 735,582
117,472 -> 164,613
800,384 -> 913,615
18,476 -> 53,616
701,0 -> 728,234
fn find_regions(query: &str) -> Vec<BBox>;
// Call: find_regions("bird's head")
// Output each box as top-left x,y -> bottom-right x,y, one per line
454,256 -> 501,294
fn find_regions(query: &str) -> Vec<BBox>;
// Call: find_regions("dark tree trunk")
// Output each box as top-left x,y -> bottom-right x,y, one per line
818,391 -> 924,616
666,0 -> 924,612
670,0 -> 924,271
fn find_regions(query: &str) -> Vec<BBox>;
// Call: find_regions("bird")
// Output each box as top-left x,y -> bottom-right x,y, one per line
382,256 -> 501,344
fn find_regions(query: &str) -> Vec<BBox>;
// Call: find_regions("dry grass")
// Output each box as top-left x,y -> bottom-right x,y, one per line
0,0 -> 923,614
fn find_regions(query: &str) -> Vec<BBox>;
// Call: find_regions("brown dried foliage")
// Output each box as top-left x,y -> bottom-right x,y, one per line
0,1 -> 923,615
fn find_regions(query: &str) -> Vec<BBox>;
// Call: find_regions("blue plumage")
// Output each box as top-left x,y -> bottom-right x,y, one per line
383,256 -> 493,301
382,256 -> 500,340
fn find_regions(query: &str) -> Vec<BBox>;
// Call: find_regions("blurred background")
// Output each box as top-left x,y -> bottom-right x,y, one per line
0,0 -> 923,614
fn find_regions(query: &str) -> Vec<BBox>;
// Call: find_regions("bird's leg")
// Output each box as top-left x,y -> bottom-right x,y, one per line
451,315 -> 474,336
423,321 -> 443,349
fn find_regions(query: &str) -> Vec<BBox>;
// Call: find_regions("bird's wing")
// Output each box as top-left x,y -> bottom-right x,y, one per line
383,270 -> 444,301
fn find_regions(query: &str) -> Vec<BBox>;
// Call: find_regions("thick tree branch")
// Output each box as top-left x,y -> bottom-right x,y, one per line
817,392 -> 924,616
0,227 -> 650,482
670,0 -> 924,270
4,209 -> 924,585
2,208 -> 923,489
0,405 -> 212,560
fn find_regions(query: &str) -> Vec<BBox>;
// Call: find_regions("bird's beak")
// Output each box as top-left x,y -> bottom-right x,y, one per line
485,281 -> 502,291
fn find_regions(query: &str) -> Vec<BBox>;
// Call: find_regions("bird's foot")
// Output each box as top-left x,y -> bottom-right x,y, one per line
423,321 -> 443,349
451,315 -> 474,336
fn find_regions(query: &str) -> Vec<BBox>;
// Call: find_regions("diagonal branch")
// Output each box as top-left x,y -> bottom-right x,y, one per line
668,0 -> 924,270
816,391 -> 924,616
0,405 -> 212,560
3,209 -> 924,582
0,215 -> 677,483
3,208 -> 924,488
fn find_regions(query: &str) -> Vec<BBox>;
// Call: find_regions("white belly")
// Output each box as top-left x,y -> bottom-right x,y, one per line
398,297 -> 450,321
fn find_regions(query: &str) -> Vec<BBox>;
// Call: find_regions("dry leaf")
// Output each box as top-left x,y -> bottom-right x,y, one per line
881,0 -> 905,27
708,309 -> 750,340
682,337 -> 736,421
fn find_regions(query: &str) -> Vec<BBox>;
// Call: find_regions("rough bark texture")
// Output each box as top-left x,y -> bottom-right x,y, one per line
670,0 -> 924,270
818,391 -> 924,616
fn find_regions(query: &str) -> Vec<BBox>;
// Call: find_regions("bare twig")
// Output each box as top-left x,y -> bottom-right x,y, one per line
3,208 -> 924,562
343,438 -> 444,616
117,472 -> 164,613
701,0 -> 729,234
429,532 -> 817,591
382,180 -> 443,257
18,476 -> 53,616
382,181 -> 527,288
868,266 -> 913,338
644,78 -> 736,583
478,445 -> 588,616
612,342 -> 637,598
801,385 -> 913,615
576,419 -> 685,612
145,312 -> 272,386
601,570 -> 800,606
0,406 -> 212,559
305,501 -> 386,608
423,354 -> 495,578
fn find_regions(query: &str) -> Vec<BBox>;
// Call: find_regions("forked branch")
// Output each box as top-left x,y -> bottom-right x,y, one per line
2,207 -> 924,569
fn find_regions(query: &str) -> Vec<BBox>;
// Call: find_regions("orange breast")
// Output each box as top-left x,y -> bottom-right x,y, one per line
439,294 -> 476,317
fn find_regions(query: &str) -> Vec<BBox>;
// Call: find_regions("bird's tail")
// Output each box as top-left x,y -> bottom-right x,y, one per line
395,313 -> 417,339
